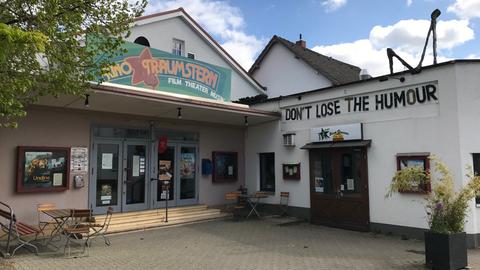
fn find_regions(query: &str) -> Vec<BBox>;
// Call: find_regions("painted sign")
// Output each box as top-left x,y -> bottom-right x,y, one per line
284,82 -> 438,121
98,42 -> 232,102
310,123 -> 363,143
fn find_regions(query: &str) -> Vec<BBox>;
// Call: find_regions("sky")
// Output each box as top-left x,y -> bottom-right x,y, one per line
142,0 -> 480,76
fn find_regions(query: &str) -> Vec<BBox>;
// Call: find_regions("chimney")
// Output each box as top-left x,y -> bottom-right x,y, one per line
359,69 -> 372,80
295,34 -> 306,48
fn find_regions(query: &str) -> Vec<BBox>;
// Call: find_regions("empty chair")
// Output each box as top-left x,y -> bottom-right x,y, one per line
63,209 -> 93,256
36,203 -> 57,237
89,207 -> 113,246
280,192 -> 290,216
225,192 -> 244,219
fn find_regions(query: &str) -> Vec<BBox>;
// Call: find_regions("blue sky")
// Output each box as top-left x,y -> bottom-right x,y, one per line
144,0 -> 480,76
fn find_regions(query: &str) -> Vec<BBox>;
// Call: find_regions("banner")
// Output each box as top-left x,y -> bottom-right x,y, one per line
97,42 -> 232,102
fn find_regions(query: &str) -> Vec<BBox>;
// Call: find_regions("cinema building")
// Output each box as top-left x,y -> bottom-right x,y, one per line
0,8 -> 279,225
2,7 -> 480,247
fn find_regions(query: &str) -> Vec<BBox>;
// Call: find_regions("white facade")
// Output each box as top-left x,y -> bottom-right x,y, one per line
245,61 -> 480,236
128,10 -> 265,101
251,43 -> 332,97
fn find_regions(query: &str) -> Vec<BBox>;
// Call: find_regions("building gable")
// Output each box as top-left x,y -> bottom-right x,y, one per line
129,8 -> 266,101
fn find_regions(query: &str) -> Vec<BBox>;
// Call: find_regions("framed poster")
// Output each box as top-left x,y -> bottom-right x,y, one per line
212,151 -> 238,183
396,154 -> 431,194
17,146 -> 70,193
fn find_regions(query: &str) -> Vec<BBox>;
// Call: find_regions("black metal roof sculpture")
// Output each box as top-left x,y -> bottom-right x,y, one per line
387,9 -> 441,74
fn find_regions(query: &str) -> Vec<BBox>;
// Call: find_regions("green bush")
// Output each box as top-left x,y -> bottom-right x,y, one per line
387,156 -> 480,234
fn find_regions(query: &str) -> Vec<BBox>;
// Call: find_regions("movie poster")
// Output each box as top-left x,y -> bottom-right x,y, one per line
159,160 -> 172,181
24,151 -> 66,187
180,153 -> 195,179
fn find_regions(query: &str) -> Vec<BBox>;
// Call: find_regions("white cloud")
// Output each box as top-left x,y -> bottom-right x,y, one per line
447,0 -> 480,19
370,19 -> 474,52
406,0 -> 413,7
144,0 -> 265,69
312,19 -> 473,76
321,0 -> 347,12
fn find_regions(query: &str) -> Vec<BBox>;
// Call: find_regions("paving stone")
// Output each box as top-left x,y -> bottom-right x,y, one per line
4,219 -> 480,270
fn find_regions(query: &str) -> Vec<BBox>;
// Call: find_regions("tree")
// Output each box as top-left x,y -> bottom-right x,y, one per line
0,0 -> 146,127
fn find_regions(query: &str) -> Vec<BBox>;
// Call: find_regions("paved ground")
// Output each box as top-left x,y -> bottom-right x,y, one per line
2,219 -> 480,270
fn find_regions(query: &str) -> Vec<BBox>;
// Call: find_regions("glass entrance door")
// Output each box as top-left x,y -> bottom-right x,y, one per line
153,143 -> 198,208
122,142 -> 148,212
91,140 -> 122,213
91,140 -> 149,214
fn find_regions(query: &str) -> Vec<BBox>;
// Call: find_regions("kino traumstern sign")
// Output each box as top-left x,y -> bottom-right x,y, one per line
284,82 -> 438,121
99,42 -> 232,102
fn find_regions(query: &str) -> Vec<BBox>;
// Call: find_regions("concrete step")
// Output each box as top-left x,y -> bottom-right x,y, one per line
106,209 -> 223,226
107,212 -> 231,234
92,204 -> 230,234
95,205 -> 208,220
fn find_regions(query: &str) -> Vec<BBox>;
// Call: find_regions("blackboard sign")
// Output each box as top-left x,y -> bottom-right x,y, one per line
16,146 -> 70,193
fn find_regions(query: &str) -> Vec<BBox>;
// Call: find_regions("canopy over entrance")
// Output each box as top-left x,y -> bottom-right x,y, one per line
35,82 -> 280,126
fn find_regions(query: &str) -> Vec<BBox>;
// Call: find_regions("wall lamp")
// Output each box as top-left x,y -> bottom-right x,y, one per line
177,107 -> 182,119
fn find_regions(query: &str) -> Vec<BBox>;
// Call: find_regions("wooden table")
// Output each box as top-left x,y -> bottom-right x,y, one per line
42,209 -> 72,248
239,194 -> 268,219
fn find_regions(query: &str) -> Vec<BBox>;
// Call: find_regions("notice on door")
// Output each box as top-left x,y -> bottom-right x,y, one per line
314,177 -> 324,193
347,178 -> 355,191
132,155 -> 140,177
101,153 -> 113,169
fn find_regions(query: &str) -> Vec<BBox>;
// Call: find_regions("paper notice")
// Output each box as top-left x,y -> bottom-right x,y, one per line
53,173 -> 63,186
347,178 -> 355,191
315,177 -> 324,193
102,153 -> 113,169
132,155 -> 140,177
228,165 -> 233,176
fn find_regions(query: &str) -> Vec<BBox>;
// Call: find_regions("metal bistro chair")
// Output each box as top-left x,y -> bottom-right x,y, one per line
63,209 -> 93,256
36,203 -> 58,239
225,192 -> 245,219
280,192 -> 290,216
88,207 -> 113,246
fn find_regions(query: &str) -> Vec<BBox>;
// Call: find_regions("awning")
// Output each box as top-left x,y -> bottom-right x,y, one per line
301,140 -> 372,149
34,82 -> 280,126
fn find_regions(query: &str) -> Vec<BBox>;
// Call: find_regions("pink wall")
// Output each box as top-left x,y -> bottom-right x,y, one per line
0,106 -> 245,224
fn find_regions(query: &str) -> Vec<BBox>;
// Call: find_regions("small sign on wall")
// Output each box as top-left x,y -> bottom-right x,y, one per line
310,123 -> 363,143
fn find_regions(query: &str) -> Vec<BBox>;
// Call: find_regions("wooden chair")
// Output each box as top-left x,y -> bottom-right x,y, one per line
63,209 -> 93,256
280,192 -> 290,216
0,202 -> 40,257
37,203 -> 57,237
225,192 -> 245,219
88,207 -> 113,246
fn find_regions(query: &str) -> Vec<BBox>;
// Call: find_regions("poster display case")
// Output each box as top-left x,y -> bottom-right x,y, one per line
16,146 -> 70,193
212,151 -> 238,183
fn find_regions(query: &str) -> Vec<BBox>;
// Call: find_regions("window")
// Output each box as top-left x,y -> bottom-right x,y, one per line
283,133 -> 295,147
187,52 -> 195,59
172,39 -> 185,56
260,153 -> 275,192
396,153 -> 430,193
133,36 -> 150,47
473,154 -> 480,205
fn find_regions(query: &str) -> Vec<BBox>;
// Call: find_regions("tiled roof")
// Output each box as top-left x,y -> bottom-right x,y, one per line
249,35 -> 361,85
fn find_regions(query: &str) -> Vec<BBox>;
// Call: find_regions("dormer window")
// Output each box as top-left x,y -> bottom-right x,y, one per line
172,39 -> 185,56
134,36 -> 150,47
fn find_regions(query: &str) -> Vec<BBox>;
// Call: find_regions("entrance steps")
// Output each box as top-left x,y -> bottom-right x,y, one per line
95,205 -> 230,234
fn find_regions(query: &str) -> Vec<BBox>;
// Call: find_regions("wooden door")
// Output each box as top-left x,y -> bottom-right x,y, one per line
310,147 -> 370,231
